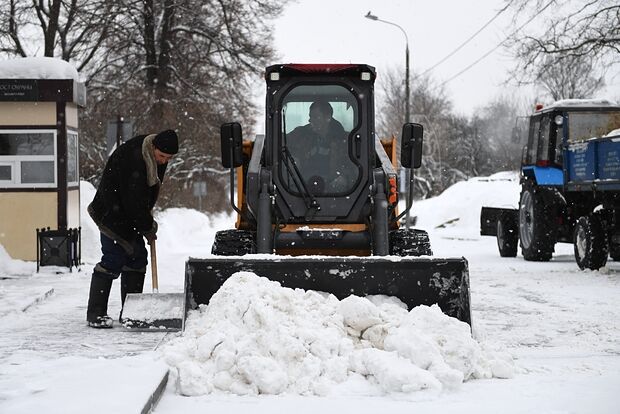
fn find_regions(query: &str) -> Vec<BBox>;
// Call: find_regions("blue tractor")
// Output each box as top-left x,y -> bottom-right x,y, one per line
481,100 -> 620,270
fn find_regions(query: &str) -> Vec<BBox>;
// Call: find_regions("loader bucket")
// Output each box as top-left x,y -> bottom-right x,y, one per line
184,256 -> 471,326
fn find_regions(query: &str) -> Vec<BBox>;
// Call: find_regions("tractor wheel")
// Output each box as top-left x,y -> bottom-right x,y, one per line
519,184 -> 554,261
497,214 -> 518,257
211,229 -> 256,256
389,228 -> 433,257
573,215 -> 608,270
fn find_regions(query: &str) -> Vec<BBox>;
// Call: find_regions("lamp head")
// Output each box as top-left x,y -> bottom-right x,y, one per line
365,11 -> 378,20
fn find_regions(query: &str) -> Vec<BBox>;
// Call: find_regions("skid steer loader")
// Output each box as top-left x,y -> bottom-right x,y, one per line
184,64 -> 471,326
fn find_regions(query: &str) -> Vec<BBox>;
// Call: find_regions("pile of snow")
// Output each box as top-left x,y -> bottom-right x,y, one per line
0,244 -> 33,278
79,181 -> 102,264
0,57 -> 80,81
412,171 -> 520,235
155,208 -> 231,255
160,272 -> 513,397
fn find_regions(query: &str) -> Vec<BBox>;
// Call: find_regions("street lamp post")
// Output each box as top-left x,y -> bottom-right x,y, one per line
365,11 -> 412,227
364,11 -> 410,124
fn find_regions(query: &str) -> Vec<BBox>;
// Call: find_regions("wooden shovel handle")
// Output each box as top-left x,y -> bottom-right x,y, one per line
150,240 -> 158,293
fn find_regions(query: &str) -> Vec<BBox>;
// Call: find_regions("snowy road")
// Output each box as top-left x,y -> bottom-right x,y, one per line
1,176 -> 620,413
454,238 -> 620,356
154,234 -> 620,414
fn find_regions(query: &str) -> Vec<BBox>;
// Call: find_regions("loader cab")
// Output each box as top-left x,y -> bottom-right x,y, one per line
265,64 -> 376,222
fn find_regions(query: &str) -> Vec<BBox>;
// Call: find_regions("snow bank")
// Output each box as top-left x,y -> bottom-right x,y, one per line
412,171 -> 520,235
0,244 -> 33,278
160,272 -> 513,397
0,57 -> 79,81
155,208 -> 231,255
79,181 -> 102,264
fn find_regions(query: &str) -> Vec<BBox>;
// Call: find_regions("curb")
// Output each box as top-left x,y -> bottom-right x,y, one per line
141,369 -> 170,414
21,287 -> 55,312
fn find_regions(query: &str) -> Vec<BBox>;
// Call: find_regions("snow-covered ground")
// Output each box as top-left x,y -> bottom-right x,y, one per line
1,172 -> 619,413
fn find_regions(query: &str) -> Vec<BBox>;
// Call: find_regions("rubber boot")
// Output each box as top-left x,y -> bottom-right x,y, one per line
120,271 -> 146,306
119,271 -> 146,323
86,272 -> 114,329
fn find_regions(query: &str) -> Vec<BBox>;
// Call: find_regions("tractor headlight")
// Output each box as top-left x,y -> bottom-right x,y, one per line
554,115 -> 563,126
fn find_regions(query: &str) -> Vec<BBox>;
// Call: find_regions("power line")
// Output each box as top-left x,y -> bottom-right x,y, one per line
417,2 -> 512,79
437,0 -> 555,88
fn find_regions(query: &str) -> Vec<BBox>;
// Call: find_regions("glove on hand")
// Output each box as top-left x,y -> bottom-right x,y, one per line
143,220 -> 158,245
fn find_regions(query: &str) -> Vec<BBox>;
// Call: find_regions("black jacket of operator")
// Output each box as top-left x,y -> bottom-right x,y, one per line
88,134 -> 166,254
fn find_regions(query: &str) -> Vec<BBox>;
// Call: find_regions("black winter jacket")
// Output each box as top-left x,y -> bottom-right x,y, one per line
88,135 -> 167,254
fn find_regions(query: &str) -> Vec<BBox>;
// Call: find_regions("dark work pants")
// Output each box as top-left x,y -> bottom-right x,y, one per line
96,233 -> 148,278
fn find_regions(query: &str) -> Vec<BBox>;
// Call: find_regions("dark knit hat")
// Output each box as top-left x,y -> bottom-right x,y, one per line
153,129 -> 179,154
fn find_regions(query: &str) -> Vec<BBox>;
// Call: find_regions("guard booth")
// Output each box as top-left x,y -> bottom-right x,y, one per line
0,57 -> 86,261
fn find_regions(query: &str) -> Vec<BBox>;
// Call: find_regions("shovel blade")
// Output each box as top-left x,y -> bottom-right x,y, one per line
121,292 -> 184,331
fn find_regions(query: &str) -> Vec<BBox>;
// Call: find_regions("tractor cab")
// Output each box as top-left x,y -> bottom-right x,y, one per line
522,101 -> 620,186
523,107 -> 563,170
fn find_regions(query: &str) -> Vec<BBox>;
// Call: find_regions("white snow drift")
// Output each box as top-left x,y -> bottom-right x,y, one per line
160,272 -> 513,396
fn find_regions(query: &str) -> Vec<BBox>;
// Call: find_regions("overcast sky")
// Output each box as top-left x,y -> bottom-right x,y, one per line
267,0 -> 619,120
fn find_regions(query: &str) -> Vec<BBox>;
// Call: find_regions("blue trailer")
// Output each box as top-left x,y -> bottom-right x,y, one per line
481,100 -> 620,270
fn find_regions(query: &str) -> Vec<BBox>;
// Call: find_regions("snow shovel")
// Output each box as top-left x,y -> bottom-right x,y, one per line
121,239 -> 184,331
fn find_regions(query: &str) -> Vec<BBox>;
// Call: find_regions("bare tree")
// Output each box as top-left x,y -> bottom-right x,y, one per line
377,68 -> 474,197
376,68 -> 452,138
474,94 -> 528,174
0,0 -> 119,74
506,0 -> 619,90
81,0 -> 288,211
537,54 -> 606,100
377,68 -> 528,196
1,0 -> 289,213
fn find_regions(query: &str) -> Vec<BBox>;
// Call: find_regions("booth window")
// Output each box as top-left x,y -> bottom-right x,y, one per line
67,131 -> 79,185
0,130 -> 56,187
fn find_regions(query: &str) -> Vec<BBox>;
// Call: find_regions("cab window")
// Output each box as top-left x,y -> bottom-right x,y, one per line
526,117 -> 540,164
280,84 -> 360,196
